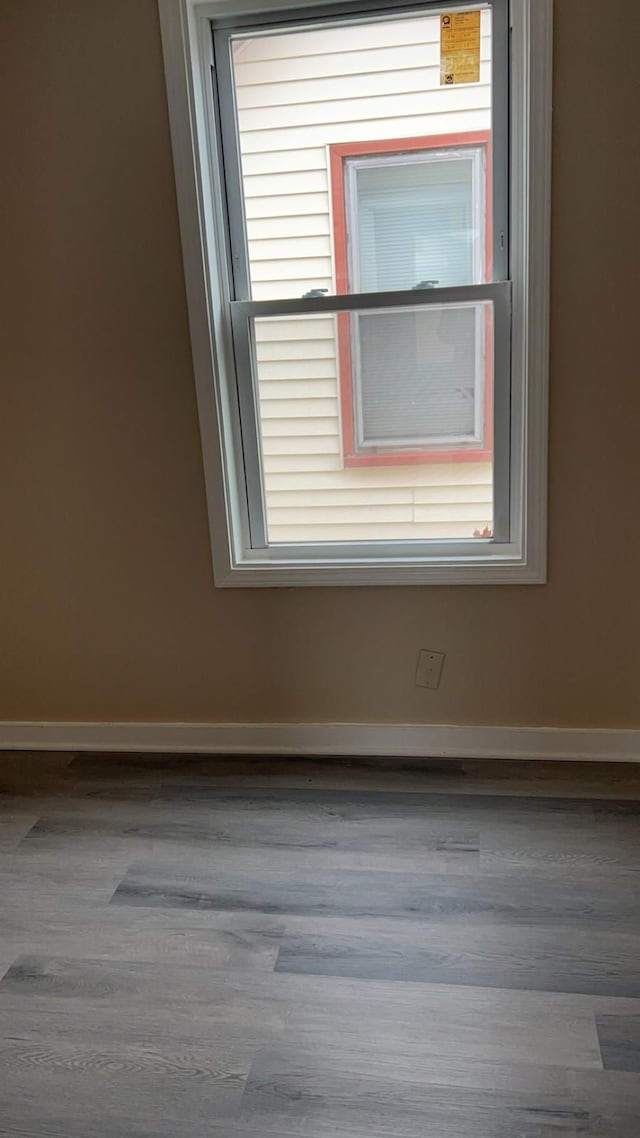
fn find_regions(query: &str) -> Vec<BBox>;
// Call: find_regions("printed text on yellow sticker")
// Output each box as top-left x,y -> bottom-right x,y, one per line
440,10 -> 481,85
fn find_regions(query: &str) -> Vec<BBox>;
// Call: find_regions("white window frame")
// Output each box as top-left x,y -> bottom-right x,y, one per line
158,0 -> 552,587
345,145 -> 487,453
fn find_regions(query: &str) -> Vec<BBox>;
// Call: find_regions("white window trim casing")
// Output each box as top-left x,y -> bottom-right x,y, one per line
158,0 -> 552,587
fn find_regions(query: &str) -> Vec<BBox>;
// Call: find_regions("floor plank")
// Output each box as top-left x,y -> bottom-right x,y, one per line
0,908 -> 283,970
240,1046 -> 593,1137
596,1012 -> 640,1072
275,918 -> 640,997
111,860 -> 640,931
18,810 -> 482,875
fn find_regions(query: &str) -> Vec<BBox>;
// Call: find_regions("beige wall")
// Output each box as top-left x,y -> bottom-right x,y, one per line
1,0 -> 639,729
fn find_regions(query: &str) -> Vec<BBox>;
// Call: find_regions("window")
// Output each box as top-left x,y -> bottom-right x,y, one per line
331,135 -> 492,464
158,0 -> 552,585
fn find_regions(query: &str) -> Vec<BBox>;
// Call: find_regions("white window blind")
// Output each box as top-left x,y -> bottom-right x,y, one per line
355,304 -> 484,446
352,156 -> 478,292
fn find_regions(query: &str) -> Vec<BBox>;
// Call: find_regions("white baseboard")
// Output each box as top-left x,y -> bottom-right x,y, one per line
0,721 -> 639,762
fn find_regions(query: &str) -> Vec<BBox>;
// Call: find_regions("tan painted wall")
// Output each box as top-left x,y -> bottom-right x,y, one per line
1,0 -> 639,729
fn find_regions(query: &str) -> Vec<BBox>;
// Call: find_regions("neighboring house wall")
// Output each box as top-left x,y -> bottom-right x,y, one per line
234,13 -> 493,542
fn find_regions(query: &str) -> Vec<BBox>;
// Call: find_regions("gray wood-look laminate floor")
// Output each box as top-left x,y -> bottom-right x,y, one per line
2,752 -> 640,1137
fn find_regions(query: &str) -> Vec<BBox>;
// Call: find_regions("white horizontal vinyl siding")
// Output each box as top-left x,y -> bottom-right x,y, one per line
239,112 -> 490,157
234,15 -> 483,61
235,12 -> 493,543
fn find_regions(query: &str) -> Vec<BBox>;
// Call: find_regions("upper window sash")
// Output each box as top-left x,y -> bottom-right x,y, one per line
212,0 -> 510,304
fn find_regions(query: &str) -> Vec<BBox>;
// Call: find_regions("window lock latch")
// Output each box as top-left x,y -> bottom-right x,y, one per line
302,288 -> 328,298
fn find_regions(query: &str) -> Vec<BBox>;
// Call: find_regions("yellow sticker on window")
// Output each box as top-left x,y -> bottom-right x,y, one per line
440,10 -> 481,85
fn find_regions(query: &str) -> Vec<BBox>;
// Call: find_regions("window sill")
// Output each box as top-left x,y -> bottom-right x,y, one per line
213,543 -> 546,587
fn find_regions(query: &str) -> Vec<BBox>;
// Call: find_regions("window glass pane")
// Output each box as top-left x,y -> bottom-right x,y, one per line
251,307 -> 494,545
229,7 -> 493,300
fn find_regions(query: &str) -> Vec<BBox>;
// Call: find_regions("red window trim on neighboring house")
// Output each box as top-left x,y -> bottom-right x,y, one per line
329,131 -> 493,468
